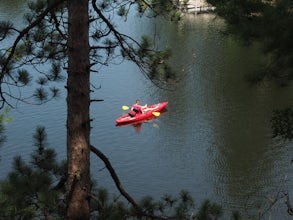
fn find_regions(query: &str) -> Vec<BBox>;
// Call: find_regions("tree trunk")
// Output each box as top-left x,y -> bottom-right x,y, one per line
66,0 -> 90,219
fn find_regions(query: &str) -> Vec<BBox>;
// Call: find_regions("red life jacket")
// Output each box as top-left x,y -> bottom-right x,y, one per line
128,110 -> 136,117
132,104 -> 142,113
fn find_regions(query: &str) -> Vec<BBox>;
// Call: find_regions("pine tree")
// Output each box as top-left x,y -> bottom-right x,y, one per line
0,0 -> 180,218
0,126 -> 66,219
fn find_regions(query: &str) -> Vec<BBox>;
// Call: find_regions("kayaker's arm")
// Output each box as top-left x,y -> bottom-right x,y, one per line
141,104 -> 148,112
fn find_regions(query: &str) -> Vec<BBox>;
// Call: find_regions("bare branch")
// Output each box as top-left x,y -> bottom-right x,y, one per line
90,144 -> 182,220
90,144 -> 138,207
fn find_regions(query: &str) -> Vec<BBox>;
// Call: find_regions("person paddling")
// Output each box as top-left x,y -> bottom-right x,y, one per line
128,99 -> 147,117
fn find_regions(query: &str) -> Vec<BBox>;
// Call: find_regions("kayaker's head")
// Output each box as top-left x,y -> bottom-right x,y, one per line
135,99 -> 140,105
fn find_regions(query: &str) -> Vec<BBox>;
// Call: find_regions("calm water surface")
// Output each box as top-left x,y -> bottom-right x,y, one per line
1,2 -> 293,218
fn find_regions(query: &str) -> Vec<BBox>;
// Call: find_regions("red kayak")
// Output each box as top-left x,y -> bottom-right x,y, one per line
116,101 -> 168,124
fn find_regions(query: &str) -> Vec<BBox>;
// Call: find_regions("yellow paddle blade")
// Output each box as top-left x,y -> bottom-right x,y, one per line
152,112 -> 160,117
122,105 -> 129,110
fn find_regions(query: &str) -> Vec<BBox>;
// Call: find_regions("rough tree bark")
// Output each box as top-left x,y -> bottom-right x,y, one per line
66,0 -> 91,219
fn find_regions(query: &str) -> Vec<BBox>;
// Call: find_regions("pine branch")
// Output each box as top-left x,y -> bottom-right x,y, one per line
90,144 -> 184,220
90,144 -> 138,208
0,0 -> 65,108
92,0 -> 140,64
53,174 -> 67,191
90,99 -> 104,103
0,0 -> 65,78
91,0 -> 174,90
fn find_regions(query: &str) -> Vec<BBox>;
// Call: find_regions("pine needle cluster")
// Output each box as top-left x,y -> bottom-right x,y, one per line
0,127 -> 242,219
0,126 -> 66,219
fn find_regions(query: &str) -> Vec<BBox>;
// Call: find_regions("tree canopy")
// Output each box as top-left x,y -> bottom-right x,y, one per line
0,0 -> 182,108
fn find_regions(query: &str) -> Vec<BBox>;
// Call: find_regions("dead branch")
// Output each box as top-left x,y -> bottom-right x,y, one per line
90,144 -> 138,207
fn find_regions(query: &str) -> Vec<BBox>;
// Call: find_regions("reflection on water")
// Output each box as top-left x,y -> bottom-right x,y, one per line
116,109 -> 168,133
1,3 -> 293,219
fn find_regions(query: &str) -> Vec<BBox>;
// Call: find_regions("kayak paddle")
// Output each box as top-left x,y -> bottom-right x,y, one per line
152,112 -> 160,117
122,105 -> 129,110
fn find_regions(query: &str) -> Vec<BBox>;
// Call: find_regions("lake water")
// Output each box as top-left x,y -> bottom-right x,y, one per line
1,1 -> 293,219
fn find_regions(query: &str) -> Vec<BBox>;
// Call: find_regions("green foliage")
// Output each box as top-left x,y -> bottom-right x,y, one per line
0,108 -> 10,148
118,5 -> 127,17
207,0 -> 293,85
0,0 -> 66,107
231,210 -> 241,220
91,187 -> 129,219
17,69 -> 31,86
0,0 -> 182,107
0,108 -> 12,148
196,199 -> 222,220
118,33 -> 176,86
0,21 -> 14,40
271,107 -> 293,139
137,0 -> 182,21
28,0 -> 47,12
182,0 -> 189,7
0,107 -> 13,124
34,87 -> 48,102
0,126 -> 66,219
174,190 -> 194,218
0,125 -> 237,219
